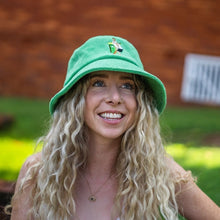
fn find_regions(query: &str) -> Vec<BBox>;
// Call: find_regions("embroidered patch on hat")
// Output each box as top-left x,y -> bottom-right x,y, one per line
108,38 -> 123,54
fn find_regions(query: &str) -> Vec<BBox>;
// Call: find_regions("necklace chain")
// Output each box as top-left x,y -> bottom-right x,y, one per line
82,172 -> 114,202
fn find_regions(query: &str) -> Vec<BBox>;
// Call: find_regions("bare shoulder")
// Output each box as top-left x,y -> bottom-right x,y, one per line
165,155 -> 182,171
165,155 -> 190,179
23,152 -> 42,167
16,152 -> 41,182
166,155 -> 220,220
17,152 -> 41,182
11,152 -> 42,220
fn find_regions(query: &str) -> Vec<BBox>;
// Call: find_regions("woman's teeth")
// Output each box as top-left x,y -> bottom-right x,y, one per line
100,112 -> 122,119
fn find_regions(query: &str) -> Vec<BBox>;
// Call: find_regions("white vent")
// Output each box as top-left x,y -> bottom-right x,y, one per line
181,53 -> 220,105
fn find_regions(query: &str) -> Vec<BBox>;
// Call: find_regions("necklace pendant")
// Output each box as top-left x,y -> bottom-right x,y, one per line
88,195 -> 96,202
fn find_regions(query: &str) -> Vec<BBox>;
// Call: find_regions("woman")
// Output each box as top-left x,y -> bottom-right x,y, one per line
9,36 -> 220,220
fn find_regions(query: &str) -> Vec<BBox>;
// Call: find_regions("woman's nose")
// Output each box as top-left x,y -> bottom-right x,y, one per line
105,85 -> 123,105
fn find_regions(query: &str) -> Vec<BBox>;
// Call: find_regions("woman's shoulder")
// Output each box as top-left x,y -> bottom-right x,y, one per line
165,155 -> 185,173
20,152 -> 42,173
165,155 -> 193,182
17,152 -> 42,184
165,156 -> 220,219
24,152 -> 42,166
10,152 -> 42,219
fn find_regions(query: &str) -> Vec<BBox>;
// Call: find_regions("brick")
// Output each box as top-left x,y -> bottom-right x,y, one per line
1,0 -> 220,105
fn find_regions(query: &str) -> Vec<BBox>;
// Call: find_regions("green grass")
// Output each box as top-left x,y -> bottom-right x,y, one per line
0,138 -> 37,180
0,97 -> 220,210
160,106 -> 220,145
0,97 -> 50,140
166,144 -> 220,205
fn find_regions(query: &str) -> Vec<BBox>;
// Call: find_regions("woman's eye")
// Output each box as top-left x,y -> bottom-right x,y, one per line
121,83 -> 134,90
92,80 -> 105,87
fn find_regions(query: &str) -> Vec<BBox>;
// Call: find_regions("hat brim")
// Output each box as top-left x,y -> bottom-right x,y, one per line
49,58 -> 166,114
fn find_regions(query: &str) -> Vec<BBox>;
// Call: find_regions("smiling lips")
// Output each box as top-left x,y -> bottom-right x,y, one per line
99,112 -> 124,120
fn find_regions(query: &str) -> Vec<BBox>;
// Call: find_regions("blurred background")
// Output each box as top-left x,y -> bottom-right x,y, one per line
0,0 -> 220,218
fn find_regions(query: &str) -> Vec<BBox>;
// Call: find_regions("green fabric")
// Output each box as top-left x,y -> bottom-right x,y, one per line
49,35 -> 167,115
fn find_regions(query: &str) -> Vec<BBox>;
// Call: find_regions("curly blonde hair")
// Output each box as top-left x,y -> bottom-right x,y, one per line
10,74 -> 180,220
114,78 -> 178,219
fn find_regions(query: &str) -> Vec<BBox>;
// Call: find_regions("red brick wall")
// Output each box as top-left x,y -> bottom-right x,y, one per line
1,0 -> 220,104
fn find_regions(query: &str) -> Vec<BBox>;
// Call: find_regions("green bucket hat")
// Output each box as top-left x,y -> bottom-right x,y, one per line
49,35 -> 166,114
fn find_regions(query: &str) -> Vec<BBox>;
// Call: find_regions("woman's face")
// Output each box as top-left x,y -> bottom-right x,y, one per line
84,71 -> 137,142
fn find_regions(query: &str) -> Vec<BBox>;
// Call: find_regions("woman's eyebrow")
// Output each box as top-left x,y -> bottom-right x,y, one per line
120,75 -> 134,80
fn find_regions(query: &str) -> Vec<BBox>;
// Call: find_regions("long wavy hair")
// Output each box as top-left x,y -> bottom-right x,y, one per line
10,73 -> 180,220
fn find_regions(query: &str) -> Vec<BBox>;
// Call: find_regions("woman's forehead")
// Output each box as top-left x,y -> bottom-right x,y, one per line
89,71 -> 134,79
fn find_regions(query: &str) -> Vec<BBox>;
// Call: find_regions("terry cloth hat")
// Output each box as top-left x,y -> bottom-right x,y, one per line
49,35 -> 167,114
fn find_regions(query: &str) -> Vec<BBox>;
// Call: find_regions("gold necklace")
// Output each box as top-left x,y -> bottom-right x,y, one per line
82,173 -> 114,202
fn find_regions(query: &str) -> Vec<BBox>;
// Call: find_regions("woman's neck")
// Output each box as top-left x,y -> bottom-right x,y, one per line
85,136 -> 121,178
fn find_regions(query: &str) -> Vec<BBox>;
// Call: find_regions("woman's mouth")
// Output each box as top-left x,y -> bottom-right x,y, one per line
99,112 -> 123,120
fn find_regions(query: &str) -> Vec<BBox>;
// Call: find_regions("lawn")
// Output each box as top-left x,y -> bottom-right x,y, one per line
0,97 -> 50,140
0,97 -> 220,210
160,105 -> 220,145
